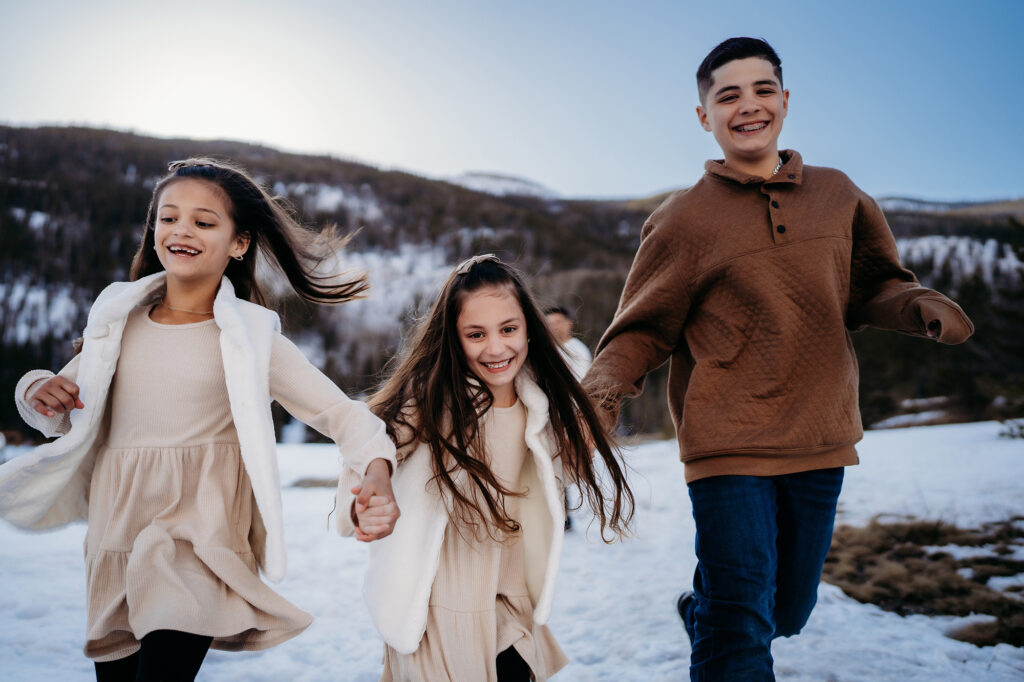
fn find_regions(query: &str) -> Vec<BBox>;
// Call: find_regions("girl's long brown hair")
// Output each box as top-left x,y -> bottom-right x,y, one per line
129,157 -> 367,305
370,257 -> 633,541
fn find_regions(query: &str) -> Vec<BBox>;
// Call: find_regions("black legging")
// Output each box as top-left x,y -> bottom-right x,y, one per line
94,630 -> 213,682
97,633 -> 527,682
496,645 -> 532,682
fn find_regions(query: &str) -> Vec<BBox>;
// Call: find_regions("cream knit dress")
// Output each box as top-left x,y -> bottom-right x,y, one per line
30,305 -> 367,662
381,401 -> 569,682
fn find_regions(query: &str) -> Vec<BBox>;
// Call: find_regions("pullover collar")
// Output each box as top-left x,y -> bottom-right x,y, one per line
704,149 -> 804,187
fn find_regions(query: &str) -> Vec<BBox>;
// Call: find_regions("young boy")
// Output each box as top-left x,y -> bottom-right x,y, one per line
583,37 -> 973,680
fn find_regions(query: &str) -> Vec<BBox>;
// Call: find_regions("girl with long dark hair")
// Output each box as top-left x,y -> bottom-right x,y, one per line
342,254 -> 633,681
2,158 -> 399,681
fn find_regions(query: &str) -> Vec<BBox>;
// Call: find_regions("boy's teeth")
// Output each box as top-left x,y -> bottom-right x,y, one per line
736,122 -> 767,132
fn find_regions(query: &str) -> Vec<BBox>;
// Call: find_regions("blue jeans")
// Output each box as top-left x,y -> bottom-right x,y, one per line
680,467 -> 844,682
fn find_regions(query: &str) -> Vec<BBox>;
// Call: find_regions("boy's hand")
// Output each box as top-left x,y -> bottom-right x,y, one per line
917,298 -> 973,345
350,458 -> 400,542
31,376 -> 84,417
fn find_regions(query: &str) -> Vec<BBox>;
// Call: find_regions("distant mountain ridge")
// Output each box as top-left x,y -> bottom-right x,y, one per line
1,125 -> 1021,439
877,196 -> 1024,216
446,172 -> 559,199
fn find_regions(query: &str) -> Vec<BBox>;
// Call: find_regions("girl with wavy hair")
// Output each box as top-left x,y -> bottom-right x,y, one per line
345,254 -> 633,681
2,158 -> 399,681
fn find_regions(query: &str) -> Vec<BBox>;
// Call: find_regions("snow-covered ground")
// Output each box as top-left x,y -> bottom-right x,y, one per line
1,421 -> 1022,680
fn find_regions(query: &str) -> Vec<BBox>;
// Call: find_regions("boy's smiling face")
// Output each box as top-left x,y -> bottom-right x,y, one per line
697,57 -> 789,173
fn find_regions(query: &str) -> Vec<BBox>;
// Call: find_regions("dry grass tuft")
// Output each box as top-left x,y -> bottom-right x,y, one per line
822,517 -> 1024,647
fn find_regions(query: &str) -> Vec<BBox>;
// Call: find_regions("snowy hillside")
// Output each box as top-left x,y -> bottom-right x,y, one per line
0,277 -> 89,346
283,245 -> 452,380
1,421 -> 1022,680
896,236 -> 1024,292
3,125 -> 1023,437
272,181 -> 385,223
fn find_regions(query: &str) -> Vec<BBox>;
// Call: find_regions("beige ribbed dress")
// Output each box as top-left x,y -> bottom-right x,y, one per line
381,401 -> 569,682
49,305 -> 360,662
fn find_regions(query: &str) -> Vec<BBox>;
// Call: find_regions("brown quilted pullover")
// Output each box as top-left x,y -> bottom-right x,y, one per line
584,150 -> 974,483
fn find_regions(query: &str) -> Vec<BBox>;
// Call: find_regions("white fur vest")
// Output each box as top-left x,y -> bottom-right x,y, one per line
2,273 -> 296,582
336,372 -> 567,654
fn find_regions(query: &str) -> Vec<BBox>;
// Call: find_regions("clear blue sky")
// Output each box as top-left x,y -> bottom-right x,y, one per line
1,0 -> 1021,201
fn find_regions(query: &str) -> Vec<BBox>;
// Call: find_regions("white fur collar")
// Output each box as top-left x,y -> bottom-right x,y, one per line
85,272 -> 255,347
514,368 -> 551,442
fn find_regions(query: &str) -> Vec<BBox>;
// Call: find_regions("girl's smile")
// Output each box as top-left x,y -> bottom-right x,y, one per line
165,244 -> 202,257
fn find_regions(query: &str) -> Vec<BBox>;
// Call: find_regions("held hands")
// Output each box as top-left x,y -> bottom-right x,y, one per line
350,458 -> 400,543
31,376 -> 84,417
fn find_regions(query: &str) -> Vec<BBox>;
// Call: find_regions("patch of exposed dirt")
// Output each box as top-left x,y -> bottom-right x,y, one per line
822,517 -> 1024,647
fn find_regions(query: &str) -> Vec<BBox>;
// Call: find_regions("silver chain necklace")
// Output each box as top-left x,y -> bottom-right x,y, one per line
771,156 -> 784,176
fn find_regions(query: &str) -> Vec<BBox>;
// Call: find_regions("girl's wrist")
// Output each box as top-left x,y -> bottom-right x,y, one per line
366,457 -> 394,477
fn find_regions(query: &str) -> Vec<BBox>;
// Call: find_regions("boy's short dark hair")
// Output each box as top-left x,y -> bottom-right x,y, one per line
697,37 -> 782,103
545,306 -> 573,320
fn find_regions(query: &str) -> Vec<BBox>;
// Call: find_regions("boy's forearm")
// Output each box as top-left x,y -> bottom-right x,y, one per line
847,278 -> 930,331
584,227 -> 691,428
847,193 -> 973,341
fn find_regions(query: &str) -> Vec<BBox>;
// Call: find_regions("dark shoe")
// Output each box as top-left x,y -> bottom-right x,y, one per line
676,591 -> 696,644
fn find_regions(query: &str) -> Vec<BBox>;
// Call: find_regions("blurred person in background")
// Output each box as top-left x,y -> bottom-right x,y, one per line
546,305 -> 593,531
545,306 -> 592,381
